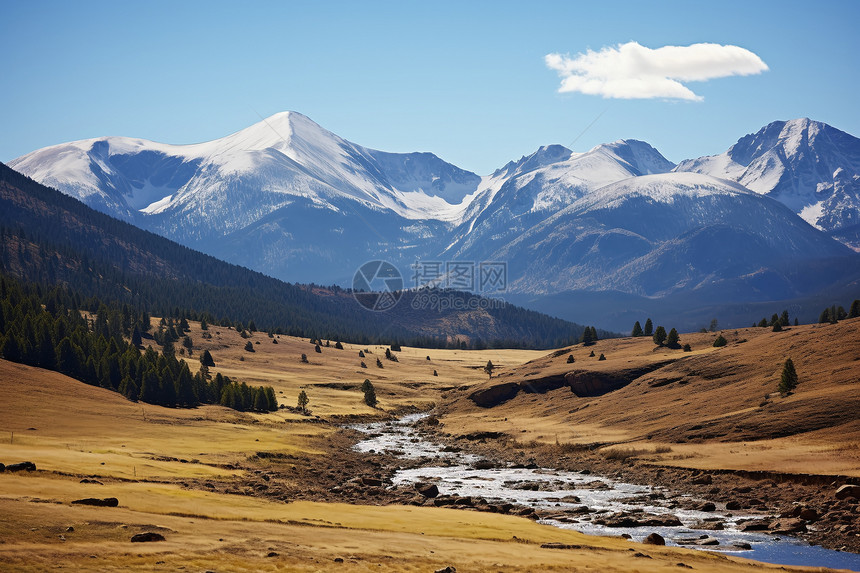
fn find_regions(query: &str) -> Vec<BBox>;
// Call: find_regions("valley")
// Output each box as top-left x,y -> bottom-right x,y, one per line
1,316 -> 858,571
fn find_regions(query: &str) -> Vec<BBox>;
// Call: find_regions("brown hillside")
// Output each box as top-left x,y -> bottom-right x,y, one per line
438,319 -> 860,477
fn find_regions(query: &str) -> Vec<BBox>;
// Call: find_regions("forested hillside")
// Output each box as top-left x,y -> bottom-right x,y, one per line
0,163 -> 592,348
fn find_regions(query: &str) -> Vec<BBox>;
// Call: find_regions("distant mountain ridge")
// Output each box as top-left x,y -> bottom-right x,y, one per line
8,113 -> 860,330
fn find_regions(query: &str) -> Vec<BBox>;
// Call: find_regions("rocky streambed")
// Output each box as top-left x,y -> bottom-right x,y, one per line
351,413 -> 860,571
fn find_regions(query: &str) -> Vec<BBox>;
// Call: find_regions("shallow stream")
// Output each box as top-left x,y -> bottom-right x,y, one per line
352,413 -> 860,571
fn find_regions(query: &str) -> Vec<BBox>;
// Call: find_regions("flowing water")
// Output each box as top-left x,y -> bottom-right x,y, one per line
352,413 -> 860,571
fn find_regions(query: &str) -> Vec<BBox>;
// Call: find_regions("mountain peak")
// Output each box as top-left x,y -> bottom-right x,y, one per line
591,139 -> 676,176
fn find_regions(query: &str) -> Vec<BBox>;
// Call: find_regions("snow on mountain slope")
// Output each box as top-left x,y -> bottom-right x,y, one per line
9,112 -> 481,230
477,172 -> 853,296
675,118 -> 860,249
443,139 -> 675,259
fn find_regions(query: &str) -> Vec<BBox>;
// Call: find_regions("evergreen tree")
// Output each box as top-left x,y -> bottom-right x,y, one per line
778,358 -> 798,395
314,344 -> 322,353
772,322 -> 782,332
598,353 -> 606,361
849,299 -> 860,319
759,318 -> 769,327
652,326 -> 667,346
779,310 -> 790,326
55,337 -> 80,377
244,341 -> 254,352
713,334 -> 727,347
666,328 -> 680,349
376,357 -> 383,368
200,349 -> 215,367
644,318 -> 653,336
361,379 -> 377,407
264,386 -> 277,411
358,350 -> 365,358
131,326 -> 142,347
138,368 -> 160,403
300,353 -> 309,363
334,341 -> 343,349
631,321 -> 643,337
566,354 -> 575,363
580,327 -> 594,346
683,343 -> 692,352
253,388 -> 267,411
297,390 -> 309,413
709,318 -> 719,332
175,362 -> 196,407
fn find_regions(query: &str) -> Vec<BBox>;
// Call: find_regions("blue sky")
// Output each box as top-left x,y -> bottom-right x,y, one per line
2,0 -> 858,174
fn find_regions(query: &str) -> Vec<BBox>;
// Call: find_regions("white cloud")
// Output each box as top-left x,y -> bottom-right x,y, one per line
545,42 -> 768,101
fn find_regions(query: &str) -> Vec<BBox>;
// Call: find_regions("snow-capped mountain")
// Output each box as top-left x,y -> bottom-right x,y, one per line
9,111 -> 481,231
8,113 -> 858,307
675,118 -> 860,249
479,172 -> 851,297
444,139 -> 675,260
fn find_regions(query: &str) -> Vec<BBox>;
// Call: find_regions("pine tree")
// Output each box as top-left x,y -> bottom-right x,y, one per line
264,386 -> 278,411
244,341 -> 254,352
297,390 -> 309,413
631,321 -> 643,337
644,318 -> 653,337
361,379 -> 377,407
652,326 -> 667,346
566,354 -> 575,363
300,353 -> 309,363
598,353 -> 606,361
849,299 -> 860,319
778,358 -> 798,395
314,344 -> 322,353
200,349 -> 215,366
175,362 -> 196,407
580,327 -> 594,346
772,322 -> 782,332
253,388 -> 267,411
713,334 -> 727,347
376,357 -> 383,368
131,326 -> 142,347
779,310 -> 790,326
666,328 -> 680,349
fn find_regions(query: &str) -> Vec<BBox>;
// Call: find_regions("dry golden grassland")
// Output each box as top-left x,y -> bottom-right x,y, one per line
0,318 -> 856,571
